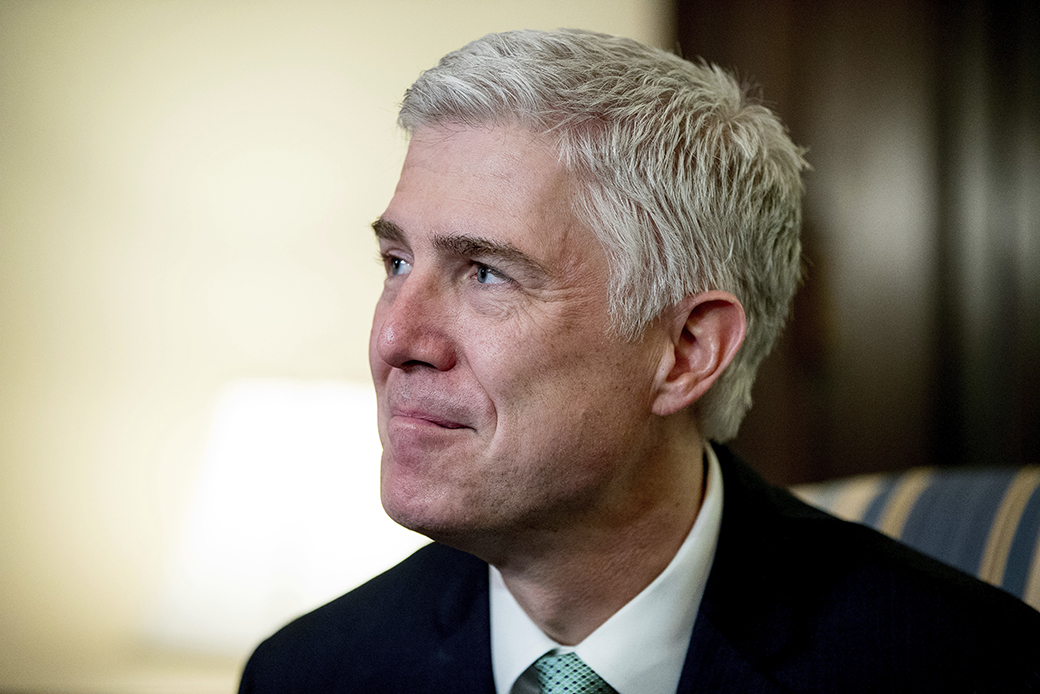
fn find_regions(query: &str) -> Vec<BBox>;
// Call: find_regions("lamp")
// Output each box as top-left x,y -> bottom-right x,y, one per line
152,378 -> 427,655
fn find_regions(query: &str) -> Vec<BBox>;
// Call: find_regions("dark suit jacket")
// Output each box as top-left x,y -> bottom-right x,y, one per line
239,446 -> 1040,693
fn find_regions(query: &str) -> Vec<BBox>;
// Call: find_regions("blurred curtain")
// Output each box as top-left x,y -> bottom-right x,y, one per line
676,0 -> 1040,483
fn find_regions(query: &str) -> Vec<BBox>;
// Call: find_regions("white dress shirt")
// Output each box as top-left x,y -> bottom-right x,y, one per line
490,443 -> 724,694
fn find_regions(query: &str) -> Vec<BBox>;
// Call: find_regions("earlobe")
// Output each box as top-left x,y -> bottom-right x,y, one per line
651,291 -> 747,417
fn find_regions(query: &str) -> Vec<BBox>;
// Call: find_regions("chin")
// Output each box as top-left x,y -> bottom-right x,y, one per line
382,487 -> 458,537
381,488 -> 500,558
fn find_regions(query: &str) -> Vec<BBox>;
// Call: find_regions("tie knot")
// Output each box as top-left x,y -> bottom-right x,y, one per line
532,651 -> 617,694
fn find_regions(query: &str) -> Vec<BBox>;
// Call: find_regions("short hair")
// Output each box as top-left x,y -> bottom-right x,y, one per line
398,29 -> 808,441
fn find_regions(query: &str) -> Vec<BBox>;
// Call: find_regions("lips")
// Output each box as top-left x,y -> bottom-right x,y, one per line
379,377 -> 483,434
392,408 -> 469,430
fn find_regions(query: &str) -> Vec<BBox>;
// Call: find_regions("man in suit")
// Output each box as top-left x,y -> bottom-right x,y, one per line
240,29 -> 1040,693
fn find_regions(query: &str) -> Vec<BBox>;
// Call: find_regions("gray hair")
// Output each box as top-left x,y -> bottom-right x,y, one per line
398,29 -> 808,441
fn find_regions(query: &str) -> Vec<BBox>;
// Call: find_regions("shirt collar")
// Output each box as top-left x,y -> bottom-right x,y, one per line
490,442 -> 724,694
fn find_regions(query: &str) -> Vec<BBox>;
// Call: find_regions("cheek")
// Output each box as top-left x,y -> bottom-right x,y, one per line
479,341 -> 624,439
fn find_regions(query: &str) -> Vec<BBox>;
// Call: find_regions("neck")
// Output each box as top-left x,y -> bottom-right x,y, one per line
488,432 -> 707,645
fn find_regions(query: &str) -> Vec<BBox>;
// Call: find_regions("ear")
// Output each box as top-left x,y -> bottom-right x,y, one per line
651,291 -> 747,417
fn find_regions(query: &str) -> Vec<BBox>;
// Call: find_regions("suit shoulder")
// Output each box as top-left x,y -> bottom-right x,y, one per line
239,543 -> 489,693
786,503 -> 1040,690
708,447 -> 1040,691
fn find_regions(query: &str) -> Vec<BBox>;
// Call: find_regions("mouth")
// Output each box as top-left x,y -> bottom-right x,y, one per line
391,409 -> 470,430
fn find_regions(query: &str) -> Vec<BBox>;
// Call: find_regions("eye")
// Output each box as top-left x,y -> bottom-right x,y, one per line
475,264 -> 509,285
382,254 -> 412,277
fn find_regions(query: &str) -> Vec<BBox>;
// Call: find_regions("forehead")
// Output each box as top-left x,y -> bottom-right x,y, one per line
383,125 -> 598,260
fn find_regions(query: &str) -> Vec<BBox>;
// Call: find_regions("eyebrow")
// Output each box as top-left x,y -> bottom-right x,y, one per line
372,217 -> 405,243
371,217 -> 550,278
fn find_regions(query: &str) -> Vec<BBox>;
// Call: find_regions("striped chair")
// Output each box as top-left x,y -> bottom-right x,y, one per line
792,466 -> 1040,611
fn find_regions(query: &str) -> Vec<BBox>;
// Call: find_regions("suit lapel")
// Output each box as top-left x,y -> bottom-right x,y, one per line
675,446 -> 813,694
678,613 -> 790,694
412,546 -> 497,693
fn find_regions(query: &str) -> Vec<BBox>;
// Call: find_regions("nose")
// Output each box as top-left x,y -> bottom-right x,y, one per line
372,273 -> 458,372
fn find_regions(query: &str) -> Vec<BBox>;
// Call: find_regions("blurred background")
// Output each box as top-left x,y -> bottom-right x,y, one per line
0,0 -> 1036,691
0,1 -> 671,691
691,0 -> 1040,486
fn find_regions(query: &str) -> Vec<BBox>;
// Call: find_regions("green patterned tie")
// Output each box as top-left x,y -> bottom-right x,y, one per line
532,651 -> 618,694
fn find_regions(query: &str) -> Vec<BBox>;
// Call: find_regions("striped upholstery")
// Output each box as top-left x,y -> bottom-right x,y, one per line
792,467 -> 1040,611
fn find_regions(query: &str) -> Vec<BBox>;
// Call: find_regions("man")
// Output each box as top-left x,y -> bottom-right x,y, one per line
240,29 -> 1040,693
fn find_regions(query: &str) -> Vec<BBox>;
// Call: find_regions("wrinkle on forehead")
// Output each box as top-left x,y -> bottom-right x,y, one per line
382,125 -> 610,291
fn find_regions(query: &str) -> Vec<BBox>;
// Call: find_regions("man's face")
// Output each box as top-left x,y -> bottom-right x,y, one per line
370,125 -> 669,552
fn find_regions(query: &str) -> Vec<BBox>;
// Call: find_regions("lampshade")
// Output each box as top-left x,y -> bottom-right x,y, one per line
151,378 -> 427,655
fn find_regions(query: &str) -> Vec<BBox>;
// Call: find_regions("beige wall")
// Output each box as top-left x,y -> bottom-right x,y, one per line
0,1 -> 670,690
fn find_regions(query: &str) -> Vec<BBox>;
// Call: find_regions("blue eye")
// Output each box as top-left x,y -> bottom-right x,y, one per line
384,256 -> 411,276
476,264 -> 509,285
